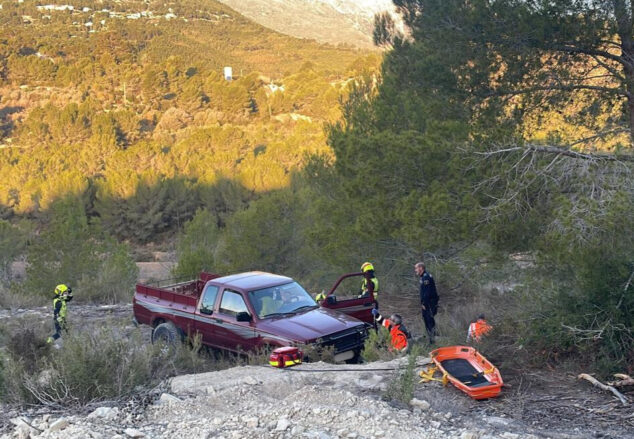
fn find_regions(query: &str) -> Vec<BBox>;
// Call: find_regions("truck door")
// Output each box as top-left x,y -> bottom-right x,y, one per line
320,273 -> 375,324
213,289 -> 257,352
194,284 -> 223,349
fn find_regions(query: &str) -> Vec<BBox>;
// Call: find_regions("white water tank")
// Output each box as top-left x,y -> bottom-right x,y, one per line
224,66 -> 232,81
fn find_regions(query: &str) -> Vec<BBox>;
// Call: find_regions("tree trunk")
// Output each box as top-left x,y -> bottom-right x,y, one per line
614,0 -> 634,144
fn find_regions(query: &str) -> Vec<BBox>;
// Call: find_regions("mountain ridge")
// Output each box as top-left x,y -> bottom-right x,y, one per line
216,0 -> 403,49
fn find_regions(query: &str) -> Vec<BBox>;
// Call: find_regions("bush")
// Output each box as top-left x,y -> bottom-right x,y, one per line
1,326 -> 221,406
5,328 -> 51,374
382,345 -> 422,405
77,240 -> 139,303
361,327 -> 392,363
172,209 -> 219,279
0,283 -> 47,309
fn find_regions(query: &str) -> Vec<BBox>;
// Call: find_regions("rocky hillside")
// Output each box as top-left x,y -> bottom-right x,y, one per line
2,350 -> 632,439
216,0 -> 403,48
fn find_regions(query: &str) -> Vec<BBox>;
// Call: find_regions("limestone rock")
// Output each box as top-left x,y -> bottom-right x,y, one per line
409,398 -> 431,411
159,393 -> 182,405
275,418 -> 291,431
124,428 -> 145,438
88,407 -> 120,421
244,417 -> 259,428
49,417 -> 70,432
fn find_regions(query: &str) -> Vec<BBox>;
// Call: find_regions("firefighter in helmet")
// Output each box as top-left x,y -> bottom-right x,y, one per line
359,262 -> 379,299
47,284 -> 73,344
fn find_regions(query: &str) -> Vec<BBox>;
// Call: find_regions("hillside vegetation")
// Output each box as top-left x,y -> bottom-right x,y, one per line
0,0 -> 631,388
0,0 -> 378,216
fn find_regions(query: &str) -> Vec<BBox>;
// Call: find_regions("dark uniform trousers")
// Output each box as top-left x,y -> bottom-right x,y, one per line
419,271 -> 438,343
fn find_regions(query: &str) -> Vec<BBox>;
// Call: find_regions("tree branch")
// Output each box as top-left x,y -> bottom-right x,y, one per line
590,54 -> 626,81
616,268 -> 634,309
483,84 -> 630,99
567,129 -> 630,148
578,373 -> 629,406
548,44 -> 629,68
474,145 -> 634,162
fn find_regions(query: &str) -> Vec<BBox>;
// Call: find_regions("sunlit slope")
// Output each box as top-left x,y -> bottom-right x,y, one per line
0,0 -> 381,215
216,0 -> 391,49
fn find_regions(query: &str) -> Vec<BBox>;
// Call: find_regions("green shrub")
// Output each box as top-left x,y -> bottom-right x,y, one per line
172,209 -> 219,279
383,345 -> 421,405
301,343 -> 335,363
77,239 -> 139,303
361,327 -> 392,363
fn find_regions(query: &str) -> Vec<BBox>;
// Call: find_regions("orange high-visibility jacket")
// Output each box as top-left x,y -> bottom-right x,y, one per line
467,319 -> 492,342
382,319 -> 408,351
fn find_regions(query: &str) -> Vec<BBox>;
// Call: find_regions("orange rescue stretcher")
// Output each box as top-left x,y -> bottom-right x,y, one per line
419,346 -> 503,400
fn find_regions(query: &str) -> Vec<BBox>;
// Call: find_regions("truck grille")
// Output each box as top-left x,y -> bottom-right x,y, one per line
321,325 -> 368,353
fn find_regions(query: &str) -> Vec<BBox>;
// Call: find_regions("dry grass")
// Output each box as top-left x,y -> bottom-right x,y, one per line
0,284 -> 47,309
0,325 -> 225,406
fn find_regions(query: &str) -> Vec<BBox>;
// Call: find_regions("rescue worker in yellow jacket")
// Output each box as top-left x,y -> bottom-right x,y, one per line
47,284 -> 73,344
359,262 -> 379,299
467,314 -> 492,343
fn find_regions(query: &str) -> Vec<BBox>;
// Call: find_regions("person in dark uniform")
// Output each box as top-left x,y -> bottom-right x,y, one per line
415,262 -> 438,344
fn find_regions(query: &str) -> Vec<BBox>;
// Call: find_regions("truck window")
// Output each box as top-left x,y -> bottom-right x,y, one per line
200,285 -> 219,313
333,276 -> 363,300
249,282 -> 317,318
219,290 -> 248,316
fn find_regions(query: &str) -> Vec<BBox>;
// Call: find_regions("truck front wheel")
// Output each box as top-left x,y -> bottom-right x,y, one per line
152,322 -> 180,347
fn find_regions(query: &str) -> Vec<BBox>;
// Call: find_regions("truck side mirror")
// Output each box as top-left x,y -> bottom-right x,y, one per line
326,295 -> 336,305
236,311 -> 252,322
200,307 -> 213,315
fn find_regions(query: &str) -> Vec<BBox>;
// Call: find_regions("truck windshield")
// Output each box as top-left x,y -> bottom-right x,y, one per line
249,282 -> 318,318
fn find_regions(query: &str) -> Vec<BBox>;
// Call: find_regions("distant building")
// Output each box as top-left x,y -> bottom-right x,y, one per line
267,84 -> 285,94
224,66 -> 233,81
37,5 -> 75,11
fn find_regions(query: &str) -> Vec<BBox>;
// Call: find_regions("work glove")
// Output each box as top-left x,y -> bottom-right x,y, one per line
371,308 -> 379,317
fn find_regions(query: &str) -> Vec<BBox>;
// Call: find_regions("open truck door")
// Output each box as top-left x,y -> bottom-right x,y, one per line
319,272 -> 376,324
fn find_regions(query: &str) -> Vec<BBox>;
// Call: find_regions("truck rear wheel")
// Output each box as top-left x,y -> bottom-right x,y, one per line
152,322 -> 179,347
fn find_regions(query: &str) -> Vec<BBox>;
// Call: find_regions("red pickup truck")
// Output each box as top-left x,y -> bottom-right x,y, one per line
133,271 -> 370,362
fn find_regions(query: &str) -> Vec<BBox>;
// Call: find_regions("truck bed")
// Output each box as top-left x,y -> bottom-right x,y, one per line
136,279 -> 202,307
134,272 -> 220,326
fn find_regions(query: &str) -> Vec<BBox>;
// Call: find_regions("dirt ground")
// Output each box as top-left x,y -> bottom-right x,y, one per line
0,304 -> 632,438
415,365 -> 634,438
